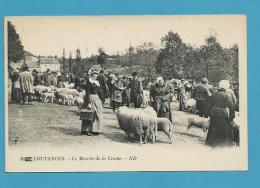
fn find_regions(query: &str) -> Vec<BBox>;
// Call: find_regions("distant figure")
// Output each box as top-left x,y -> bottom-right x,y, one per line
74,74 -> 81,89
97,70 -> 110,104
111,75 -> 124,111
9,68 -> 21,103
57,76 -> 65,88
178,79 -> 186,111
192,78 -> 211,118
129,72 -> 143,108
49,72 -> 56,86
122,76 -> 131,107
44,69 -> 52,86
34,70 -> 42,86
19,64 -> 34,105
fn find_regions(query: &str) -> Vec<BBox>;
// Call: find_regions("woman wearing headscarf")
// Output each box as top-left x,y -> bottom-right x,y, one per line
81,68 -> 104,136
150,77 -> 172,123
206,80 -> 235,147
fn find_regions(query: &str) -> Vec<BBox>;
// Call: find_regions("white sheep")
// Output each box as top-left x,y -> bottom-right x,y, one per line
58,93 -> 69,105
185,98 -> 196,113
187,116 -> 210,135
67,94 -> 74,105
58,88 -> 79,97
115,106 -> 157,144
156,117 -> 173,144
41,91 -> 55,103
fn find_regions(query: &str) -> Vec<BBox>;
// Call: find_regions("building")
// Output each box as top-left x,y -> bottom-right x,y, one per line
39,57 -> 61,72
9,51 -> 61,73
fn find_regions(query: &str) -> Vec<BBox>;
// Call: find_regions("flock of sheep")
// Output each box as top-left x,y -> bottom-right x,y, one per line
34,84 -> 85,109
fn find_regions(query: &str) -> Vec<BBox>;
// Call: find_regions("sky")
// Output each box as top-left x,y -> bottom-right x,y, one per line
6,15 -> 246,58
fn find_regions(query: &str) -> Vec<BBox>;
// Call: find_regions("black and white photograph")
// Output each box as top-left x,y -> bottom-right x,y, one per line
5,16 -> 247,172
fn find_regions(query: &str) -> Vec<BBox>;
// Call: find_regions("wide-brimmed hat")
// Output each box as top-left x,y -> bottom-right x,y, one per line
219,80 -> 230,90
88,68 -> 99,75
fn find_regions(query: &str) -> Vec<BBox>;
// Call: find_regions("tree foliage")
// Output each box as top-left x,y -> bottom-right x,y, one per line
155,31 -> 188,79
8,21 -> 24,63
155,32 -> 239,83
136,42 -> 157,79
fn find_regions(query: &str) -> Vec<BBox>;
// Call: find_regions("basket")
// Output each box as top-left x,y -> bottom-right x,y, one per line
80,109 -> 96,122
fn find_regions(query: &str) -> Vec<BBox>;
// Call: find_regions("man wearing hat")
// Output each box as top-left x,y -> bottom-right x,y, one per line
129,72 -> 143,108
97,70 -> 110,104
18,64 -> 34,105
192,77 -> 211,117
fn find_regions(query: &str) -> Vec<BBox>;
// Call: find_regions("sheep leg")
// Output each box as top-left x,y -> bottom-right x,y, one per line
163,130 -> 173,144
154,124 -> 158,141
151,131 -> 155,144
203,128 -> 208,137
125,131 -> 129,140
187,123 -> 191,132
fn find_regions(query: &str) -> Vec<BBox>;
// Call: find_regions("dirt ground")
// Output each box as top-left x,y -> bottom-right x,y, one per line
8,100 -> 208,149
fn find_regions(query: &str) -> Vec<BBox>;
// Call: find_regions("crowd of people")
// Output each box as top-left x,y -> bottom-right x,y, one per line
9,64 -> 240,147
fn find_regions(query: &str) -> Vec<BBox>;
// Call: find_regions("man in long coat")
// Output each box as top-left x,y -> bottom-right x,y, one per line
97,70 -> 109,104
129,72 -> 143,108
19,64 -> 34,105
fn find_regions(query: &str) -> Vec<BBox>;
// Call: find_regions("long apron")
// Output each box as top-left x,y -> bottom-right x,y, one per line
89,94 -> 104,133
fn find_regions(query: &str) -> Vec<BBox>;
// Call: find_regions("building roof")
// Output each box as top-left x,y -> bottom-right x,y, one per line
40,58 -> 60,64
24,50 -> 37,58
9,60 -> 40,70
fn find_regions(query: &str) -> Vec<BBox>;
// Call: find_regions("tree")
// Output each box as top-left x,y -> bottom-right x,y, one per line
199,35 -> 230,83
128,45 -> 135,69
136,42 -> 157,79
8,21 -> 24,63
155,31 -> 188,79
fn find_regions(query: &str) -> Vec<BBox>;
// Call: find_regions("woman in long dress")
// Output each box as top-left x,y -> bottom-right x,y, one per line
206,80 -> 235,147
81,68 -> 104,136
150,77 -> 173,123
